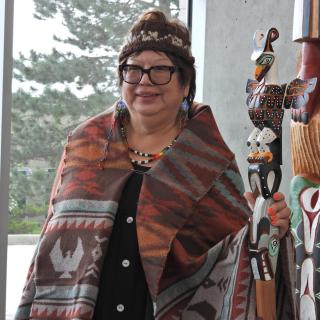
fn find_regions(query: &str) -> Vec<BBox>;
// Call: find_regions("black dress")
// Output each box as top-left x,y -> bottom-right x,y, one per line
93,164 -> 154,319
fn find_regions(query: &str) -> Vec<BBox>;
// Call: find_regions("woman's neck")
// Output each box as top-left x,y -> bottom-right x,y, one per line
125,110 -> 181,154
129,114 -> 178,135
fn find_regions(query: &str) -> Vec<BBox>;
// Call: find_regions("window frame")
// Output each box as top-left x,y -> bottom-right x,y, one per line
0,0 -> 14,318
190,0 -> 206,102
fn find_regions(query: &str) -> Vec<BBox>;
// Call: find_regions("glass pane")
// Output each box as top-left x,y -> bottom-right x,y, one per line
7,0 -> 182,318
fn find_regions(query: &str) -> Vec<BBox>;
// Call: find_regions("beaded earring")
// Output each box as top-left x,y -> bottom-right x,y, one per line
105,100 -> 127,167
181,98 -> 189,112
116,98 -> 127,114
179,98 -> 190,127
116,99 -> 129,124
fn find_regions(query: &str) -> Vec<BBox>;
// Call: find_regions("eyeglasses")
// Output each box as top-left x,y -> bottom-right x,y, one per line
119,64 -> 178,85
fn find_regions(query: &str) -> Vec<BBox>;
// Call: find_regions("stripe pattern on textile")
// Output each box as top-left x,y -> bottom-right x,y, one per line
16,199 -> 119,320
154,238 -> 225,318
179,226 -> 254,320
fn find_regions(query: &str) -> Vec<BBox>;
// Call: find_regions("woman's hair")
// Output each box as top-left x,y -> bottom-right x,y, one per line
165,52 -> 196,106
118,9 -> 196,105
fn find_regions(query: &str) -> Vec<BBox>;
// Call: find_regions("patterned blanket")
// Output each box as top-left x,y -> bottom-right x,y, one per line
15,103 -> 296,319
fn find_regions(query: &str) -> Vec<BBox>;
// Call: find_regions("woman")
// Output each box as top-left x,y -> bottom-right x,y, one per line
15,9 -> 293,320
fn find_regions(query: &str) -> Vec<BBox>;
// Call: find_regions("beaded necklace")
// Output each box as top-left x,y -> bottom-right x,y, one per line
120,124 -> 177,165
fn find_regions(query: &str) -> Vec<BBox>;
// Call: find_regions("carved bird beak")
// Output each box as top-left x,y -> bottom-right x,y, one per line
255,65 -> 270,82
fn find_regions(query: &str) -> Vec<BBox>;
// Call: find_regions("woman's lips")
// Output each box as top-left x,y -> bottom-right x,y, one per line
136,93 -> 159,101
136,92 -> 159,96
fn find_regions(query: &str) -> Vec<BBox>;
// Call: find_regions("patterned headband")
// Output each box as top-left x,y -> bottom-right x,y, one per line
118,21 -> 195,65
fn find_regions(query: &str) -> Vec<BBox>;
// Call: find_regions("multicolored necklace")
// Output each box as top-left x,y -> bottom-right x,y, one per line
120,124 -> 177,165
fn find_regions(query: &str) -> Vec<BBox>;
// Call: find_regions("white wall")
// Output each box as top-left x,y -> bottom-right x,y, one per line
194,0 -> 299,195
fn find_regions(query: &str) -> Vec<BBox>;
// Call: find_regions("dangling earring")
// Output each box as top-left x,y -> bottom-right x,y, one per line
181,98 -> 189,113
116,99 -> 128,123
179,98 -> 190,127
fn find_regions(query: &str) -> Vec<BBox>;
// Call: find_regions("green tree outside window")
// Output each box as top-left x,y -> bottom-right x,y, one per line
10,0 -> 179,234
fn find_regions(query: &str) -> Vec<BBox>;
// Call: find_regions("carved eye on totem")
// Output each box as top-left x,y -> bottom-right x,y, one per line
256,53 -> 274,66
300,187 -> 320,214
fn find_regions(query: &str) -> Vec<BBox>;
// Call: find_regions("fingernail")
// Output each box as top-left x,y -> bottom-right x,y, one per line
268,207 -> 276,216
273,193 -> 281,201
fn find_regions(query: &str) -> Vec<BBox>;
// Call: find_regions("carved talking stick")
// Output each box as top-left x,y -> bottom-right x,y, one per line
246,28 -> 283,320
290,0 -> 320,318
246,23 -> 317,318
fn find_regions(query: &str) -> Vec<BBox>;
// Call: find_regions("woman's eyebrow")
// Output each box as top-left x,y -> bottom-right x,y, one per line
127,58 -> 171,64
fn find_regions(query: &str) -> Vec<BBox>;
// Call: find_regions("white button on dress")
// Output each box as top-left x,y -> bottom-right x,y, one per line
117,304 -> 125,312
122,259 -> 130,267
126,216 -> 133,223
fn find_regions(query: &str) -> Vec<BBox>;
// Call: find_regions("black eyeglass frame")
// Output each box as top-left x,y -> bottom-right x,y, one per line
119,64 -> 178,85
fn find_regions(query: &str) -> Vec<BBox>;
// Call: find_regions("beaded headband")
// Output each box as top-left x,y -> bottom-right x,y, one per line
119,20 -> 195,65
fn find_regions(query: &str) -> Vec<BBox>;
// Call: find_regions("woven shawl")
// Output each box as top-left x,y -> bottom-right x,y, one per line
15,103 -> 296,319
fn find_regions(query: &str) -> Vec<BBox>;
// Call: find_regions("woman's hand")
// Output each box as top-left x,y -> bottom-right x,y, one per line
243,191 -> 291,239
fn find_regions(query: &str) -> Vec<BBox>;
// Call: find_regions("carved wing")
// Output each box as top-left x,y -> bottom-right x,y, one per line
283,77 -> 317,109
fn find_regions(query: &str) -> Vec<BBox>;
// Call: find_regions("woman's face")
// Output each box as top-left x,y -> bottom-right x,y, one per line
121,50 -> 189,119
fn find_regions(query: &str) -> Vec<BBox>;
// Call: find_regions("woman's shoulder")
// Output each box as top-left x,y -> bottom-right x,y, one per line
69,103 -> 116,139
189,101 -> 210,116
188,101 -> 235,161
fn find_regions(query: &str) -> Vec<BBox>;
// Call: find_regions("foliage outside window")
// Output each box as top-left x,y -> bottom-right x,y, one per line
10,0 -> 180,234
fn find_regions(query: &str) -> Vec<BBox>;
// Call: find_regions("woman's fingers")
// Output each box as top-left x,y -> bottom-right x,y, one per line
243,190 -> 291,239
268,200 -> 287,213
268,192 -> 291,238
272,191 -> 284,201
270,213 -> 290,238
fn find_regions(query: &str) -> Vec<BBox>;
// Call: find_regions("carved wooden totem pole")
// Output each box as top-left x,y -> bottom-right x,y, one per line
290,0 -> 320,319
245,24 -> 316,319
246,27 -> 283,320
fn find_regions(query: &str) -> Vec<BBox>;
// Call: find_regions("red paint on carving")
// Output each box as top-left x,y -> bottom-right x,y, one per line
300,188 -> 320,233
304,281 -> 310,295
311,190 -> 319,209
306,211 -> 318,225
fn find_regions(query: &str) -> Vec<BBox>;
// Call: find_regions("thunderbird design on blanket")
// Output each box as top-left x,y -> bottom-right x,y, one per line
50,237 -> 84,279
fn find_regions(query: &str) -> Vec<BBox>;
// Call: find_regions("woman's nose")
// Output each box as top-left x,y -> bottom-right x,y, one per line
139,72 -> 152,85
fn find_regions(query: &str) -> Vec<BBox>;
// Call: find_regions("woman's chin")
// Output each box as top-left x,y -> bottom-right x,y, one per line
129,104 -> 162,117
136,95 -> 160,104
